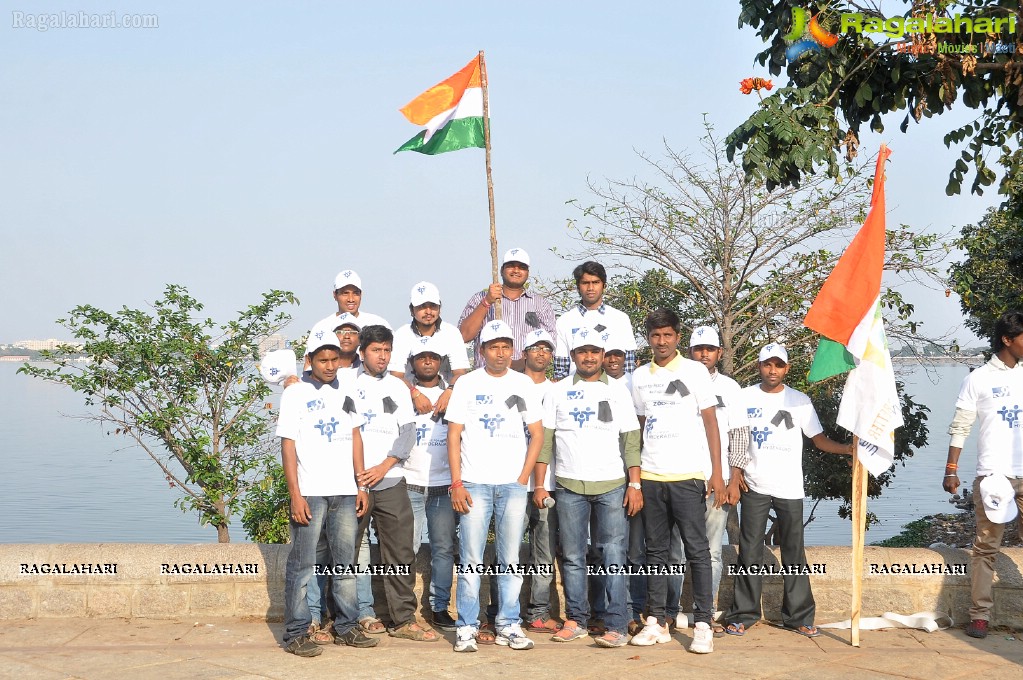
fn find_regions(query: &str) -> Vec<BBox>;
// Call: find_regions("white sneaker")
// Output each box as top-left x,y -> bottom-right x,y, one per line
496,624 -> 534,650
629,616 -> 671,646
454,625 -> 478,653
675,612 -> 690,629
689,621 -> 714,654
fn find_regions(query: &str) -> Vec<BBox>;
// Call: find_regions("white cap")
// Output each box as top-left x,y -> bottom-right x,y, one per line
410,335 -> 444,359
410,281 -> 441,307
523,329 -> 555,350
600,331 -> 626,354
758,343 -> 789,364
480,319 -> 514,345
571,326 -> 605,351
306,319 -> 342,356
331,312 -> 361,330
502,247 -> 530,267
690,326 -> 721,348
333,269 -> 362,292
259,349 -> 298,385
980,474 -> 1019,524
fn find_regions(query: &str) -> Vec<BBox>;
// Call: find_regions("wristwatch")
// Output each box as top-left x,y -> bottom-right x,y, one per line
627,482 -> 642,490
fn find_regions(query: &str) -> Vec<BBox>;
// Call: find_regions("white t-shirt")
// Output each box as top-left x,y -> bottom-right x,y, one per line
317,310 -> 391,332
955,359 -> 1023,476
276,377 -> 365,496
555,304 -> 638,373
631,353 -> 718,476
446,368 -> 542,485
388,322 -> 471,381
741,384 -> 824,500
352,369 -> 416,490
526,378 -> 555,491
703,372 -> 745,483
544,376 -> 640,482
403,384 -> 451,487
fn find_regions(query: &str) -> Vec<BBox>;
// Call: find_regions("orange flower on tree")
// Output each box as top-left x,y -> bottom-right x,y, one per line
740,77 -> 774,95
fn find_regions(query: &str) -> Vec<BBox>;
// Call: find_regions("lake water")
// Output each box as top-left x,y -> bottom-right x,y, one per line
0,361 -> 979,545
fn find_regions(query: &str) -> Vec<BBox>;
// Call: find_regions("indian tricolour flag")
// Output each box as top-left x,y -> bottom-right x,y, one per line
804,145 -> 903,477
396,56 -> 485,155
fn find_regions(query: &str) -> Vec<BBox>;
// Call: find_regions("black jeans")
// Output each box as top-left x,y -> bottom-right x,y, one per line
726,488 -> 815,629
641,478 -> 712,626
354,480 -> 418,627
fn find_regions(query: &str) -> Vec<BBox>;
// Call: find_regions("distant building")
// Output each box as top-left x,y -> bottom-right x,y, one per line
258,333 -> 289,356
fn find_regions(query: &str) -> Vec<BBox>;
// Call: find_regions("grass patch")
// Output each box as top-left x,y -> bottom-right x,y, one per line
872,518 -> 932,547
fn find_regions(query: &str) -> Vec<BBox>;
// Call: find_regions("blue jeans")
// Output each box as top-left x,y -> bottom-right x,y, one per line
355,521 -> 375,620
283,495 -> 360,643
456,481 -> 528,630
557,485 -> 629,634
408,486 -> 458,612
307,535 -> 329,624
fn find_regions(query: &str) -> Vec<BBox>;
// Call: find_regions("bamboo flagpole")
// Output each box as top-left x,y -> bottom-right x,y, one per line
850,435 -> 866,646
478,50 -> 501,320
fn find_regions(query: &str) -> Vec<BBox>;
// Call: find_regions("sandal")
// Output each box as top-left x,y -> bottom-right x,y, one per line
788,624 -> 821,638
389,620 -> 440,642
308,621 -> 334,645
587,618 -> 607,636
358,616 -> 386,635
711,622 -> 725,638
477,622 -> 497,644
725,622 -> 746,637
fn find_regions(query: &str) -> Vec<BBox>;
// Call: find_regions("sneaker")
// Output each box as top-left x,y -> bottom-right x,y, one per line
431,609 -> 458,632
334,627 -> 380,648
965,619 -> 989,639
285,634 -> 323,657
594,630 -> 629,648
496,624 -> 535,650
689,622 -> 714,654
629,616 -> 671,646
454,625 -> 478,653
551,620 -> 587,642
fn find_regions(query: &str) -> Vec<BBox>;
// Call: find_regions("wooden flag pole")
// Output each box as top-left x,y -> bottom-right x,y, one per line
850,434 -> 867,647
478,50 -> 501,320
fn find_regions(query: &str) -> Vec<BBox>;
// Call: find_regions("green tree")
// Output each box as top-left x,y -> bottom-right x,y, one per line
554,124 -> 938,530
20,285 -> 297,542
948,171 -> 1023,339
728,1 -> 1022,195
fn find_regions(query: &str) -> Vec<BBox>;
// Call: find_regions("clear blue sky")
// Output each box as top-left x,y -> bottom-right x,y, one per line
0,1 -> 998,345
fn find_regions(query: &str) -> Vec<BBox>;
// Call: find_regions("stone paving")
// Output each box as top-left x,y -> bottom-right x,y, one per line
0,617 -> 1020,679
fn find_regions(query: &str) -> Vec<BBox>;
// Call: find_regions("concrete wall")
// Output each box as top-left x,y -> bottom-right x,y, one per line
3,544 -> 1022,626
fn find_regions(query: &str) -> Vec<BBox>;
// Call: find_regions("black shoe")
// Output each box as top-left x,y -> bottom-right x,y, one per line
431,610 -> 458,631
285,634 -> 323,657
335,626 -> 381,648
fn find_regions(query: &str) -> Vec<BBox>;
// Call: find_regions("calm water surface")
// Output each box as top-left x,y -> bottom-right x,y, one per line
0,361 -> 979,544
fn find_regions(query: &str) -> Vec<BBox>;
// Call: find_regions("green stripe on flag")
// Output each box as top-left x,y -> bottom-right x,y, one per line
808,337 -> 856,382
395,117 -> 486,155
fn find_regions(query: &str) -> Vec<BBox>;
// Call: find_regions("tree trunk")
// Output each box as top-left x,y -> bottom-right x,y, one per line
216,522 -> 231,543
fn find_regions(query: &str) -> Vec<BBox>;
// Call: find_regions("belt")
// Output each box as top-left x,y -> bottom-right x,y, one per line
406,483 -> 450,498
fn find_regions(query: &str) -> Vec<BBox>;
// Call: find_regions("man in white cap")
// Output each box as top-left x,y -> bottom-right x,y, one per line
329,269 -> 390,330
402,336 -> 459,632
446,319 -> 544,652
537,326 -> 641,648
724,342 -> 852,640
457,248 -> 556,372
944,311 -> 1023,639
687,325 -> 749,628
277,319 -> 377,656
390,281 -> 470,416
601,331 -> 632,391
554,261 -> 637,381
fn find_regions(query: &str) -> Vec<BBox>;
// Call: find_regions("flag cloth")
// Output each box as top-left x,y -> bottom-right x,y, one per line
804,145 -> 903,476
396,56 -> 485,155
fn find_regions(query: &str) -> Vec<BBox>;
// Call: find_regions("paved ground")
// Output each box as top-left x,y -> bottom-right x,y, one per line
0,618 -> 1020,679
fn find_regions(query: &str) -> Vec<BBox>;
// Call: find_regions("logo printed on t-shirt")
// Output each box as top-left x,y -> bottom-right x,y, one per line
751,426 -> 773,448
479,413 -> 505,437
314,417 -> 340,442
415,423 -> 429,446
567,390 -> 584,400
476,394 -> 493,405
997,404 -> 1022,428
306,399 -> 325,412
645,416 -> 657,435
570,406 -> 595,428
993,386 -> 1012,398
747,407 -> 763,419
361,409 -> 377,431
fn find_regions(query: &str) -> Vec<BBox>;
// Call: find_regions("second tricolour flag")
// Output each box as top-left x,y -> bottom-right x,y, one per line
396,56 -> 485,155
804,145 -> 903,477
